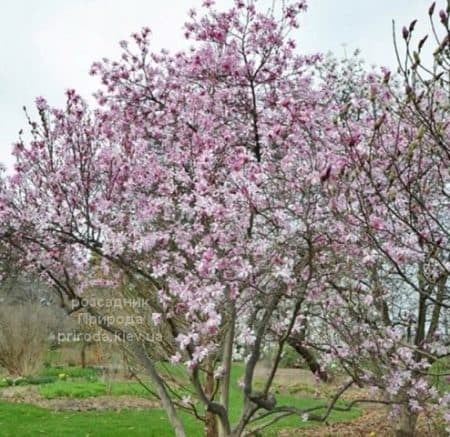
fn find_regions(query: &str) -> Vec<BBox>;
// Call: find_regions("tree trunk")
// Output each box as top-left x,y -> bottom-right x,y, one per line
218,301 -> 235,437
287,335 -> 328,382
205,410 -> 218,437
221,303 -> 235,410
80,342 -> 87,368
130,342 -> 186,437
86,306 -> 186,435
204,359 -> 219,437
394,404 -> 418,437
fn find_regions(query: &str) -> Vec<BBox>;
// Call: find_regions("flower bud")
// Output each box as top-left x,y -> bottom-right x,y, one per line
409,19 -> 417,32
418,35 -> 428,50
429,2 -> 436,16
402,26 -> 409,39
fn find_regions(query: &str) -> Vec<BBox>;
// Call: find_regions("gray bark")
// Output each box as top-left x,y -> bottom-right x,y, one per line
130,341 -> 186,437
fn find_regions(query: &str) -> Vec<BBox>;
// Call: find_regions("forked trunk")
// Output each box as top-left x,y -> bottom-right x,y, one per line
394,404 -> 418,437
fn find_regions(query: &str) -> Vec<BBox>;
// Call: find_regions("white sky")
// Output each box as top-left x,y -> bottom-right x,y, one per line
0,0 -> 432,170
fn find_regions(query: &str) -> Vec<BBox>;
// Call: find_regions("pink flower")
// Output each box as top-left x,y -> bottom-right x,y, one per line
35,96 -> 48,111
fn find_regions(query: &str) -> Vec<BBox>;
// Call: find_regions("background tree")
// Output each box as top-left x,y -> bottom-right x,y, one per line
297,4 -> 450,435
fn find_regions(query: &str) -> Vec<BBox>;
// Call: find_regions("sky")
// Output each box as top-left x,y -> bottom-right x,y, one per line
0,0 -> 432,170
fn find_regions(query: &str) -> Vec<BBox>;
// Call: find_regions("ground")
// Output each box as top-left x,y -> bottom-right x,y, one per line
0,363 -> 446,436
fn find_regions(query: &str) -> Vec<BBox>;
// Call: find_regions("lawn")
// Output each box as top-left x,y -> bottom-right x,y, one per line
0,401 -> 201,437
0,364 -> 361,436
38,381 -> 151,399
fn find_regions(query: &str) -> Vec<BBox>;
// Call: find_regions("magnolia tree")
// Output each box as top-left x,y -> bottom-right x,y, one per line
0,2 -> 342,435
296,4 -> 450,436
0,1 -> 448,436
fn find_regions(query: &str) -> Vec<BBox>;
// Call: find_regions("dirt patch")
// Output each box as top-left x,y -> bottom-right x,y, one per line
254,364 -> 367,401
0,385 -> 38,400
255,365 -> 319,388
278,409 -> 386,436
0,386 -> 160,412
36,395 -> 160,412
278,408 -> 446,437
254,366 -> 446,436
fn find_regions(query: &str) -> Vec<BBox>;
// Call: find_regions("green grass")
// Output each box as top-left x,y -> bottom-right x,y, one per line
0,376 -> 57,387
0,366 -> 101,388
0,401 -> 200,437
41,366 -> 101,379
430,358 -> 450,394
0,398 -> 359,437
0,363 -> 361,436
38,381 -> 153,399
225,364 -> 359,435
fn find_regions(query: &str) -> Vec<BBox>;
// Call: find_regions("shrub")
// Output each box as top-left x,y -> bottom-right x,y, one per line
0,303 -> 56,377
26,376 -> 57,385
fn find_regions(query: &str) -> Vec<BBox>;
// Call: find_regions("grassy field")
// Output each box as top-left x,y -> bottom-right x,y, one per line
38,381 -> 151,398
0,401 -> 209,437
0,364 -> 361,436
